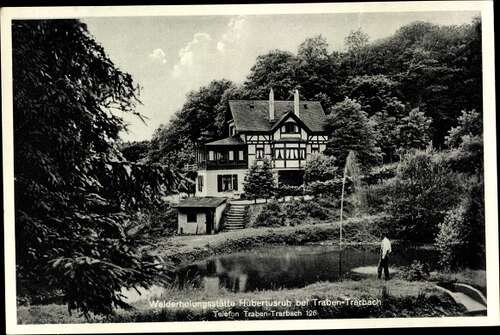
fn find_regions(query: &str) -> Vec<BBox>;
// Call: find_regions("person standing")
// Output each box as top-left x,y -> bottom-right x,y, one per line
378,235 -> 392,280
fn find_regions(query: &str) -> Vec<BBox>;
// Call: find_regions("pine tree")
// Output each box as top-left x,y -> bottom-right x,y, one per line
243,158 -> 275,201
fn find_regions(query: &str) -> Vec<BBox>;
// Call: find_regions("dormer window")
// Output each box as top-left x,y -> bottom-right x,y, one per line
282,122 -> 299,134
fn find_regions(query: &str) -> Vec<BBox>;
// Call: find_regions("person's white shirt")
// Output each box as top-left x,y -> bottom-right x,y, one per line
381,237 -> 392,258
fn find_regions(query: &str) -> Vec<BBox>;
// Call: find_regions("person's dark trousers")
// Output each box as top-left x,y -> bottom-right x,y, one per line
378,256 -> 390,280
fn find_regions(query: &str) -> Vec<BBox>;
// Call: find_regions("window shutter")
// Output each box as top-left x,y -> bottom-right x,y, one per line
233,175 -> 238,191
217,175 -> 222,192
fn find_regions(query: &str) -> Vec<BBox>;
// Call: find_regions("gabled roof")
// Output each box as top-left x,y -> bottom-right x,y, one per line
228,100 -> 327,133
174,197 -> 227,208
205,135 -> 245,146
270,110 -> 311,133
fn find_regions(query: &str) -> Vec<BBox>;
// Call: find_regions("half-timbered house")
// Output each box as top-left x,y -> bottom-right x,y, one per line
195,89 -> 329,198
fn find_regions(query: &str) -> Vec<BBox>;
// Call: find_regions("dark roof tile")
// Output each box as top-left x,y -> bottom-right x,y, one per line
229,100 -> 327,133
175,197 -> 227,208
205,135 -> 245,146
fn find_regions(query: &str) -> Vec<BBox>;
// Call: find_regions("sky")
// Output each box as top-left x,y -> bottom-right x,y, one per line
82,10 -> 479,142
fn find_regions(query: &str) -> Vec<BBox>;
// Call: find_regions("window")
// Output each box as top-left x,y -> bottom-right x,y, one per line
216,151 -> 224,162
197,176 -> 203,192
285,148 -> 299,159
217,174 -> 238,192
187,211 -> 197,223
274,148 -> 284,159
208,150 -> 215,161
228,150 -> 234,161
300,148 -> 306,159
238,150 -> 244,161
229,124 -> 235,136
256,148 -> 264,160
282,122 -> 299,133
311,145 -> 319,154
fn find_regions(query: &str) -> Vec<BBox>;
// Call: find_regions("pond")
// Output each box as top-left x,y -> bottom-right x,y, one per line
175,243 -> 439,293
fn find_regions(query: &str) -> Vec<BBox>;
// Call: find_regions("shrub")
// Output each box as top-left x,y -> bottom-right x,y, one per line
305,178 -> 349,197
135,201 -> 178,237
435,206 -> 466,271
253,201 -> 285,227
283,199 -> 330,222
358,183 -> 391,214
275,183 -> 304,197
385,149 -> 461,242
435,178 -> 485,270
363,163 -> 398,185
399,261 -> 430,281
304,153 -> 339,183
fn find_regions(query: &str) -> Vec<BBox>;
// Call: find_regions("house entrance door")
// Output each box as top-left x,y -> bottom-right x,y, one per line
278,170 -> 305,186
205,210 -> 214,234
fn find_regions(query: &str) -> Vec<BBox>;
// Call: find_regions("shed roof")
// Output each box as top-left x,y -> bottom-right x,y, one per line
175,197 -> 227,208
205,135 -> 245,146
228,100 -> 327,133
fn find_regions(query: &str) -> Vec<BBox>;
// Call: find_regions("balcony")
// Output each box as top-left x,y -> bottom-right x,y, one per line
198,159 -> 248,170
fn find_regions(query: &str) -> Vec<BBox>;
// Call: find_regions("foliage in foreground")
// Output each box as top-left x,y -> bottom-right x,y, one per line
13,20 -> 182,316
435,178 -> 485,270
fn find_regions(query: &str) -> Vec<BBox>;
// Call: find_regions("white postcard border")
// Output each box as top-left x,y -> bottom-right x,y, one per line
2,1 -> 498,333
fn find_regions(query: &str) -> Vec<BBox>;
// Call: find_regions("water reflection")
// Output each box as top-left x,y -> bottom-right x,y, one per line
176,244 -> 438,293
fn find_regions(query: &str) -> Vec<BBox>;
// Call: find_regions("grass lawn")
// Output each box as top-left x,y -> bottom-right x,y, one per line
18,276 -> 466,324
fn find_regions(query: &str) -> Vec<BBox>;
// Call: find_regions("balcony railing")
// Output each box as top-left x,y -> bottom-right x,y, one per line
198,160 -> 248,170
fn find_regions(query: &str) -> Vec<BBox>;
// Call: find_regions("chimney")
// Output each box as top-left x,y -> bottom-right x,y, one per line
269,88 -> 275,121
294,89 -> 300,118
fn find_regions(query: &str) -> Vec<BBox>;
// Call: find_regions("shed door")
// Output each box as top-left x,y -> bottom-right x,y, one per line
206,210 -> 214,234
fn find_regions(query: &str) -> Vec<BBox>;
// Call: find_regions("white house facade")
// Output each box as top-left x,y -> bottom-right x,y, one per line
195,89 -> 329,198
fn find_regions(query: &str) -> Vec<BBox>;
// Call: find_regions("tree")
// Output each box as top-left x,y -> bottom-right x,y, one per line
148,79 -> 236,170
370,99 -> 407,163
120,140 -> 150,162
344,29 -> 370,74
13,20 -> 182,316
386,149 -> 461,241
445,109 -> 482,148
296,35 -> 342,102
324,98 -> 382,170
395,107 -> 432,151
243,50 -> 300,99
243,158 -> 275,201
342,74 -> 400,116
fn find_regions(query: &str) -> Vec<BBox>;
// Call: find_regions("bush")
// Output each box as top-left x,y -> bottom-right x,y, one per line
253,201 -> 285,227
385,149 -> 461,242
304,153 -> 339,183
435,178 -> 485,270
363,163 -> 398,185
305,178 -> 349,197
359,183 -> 391,214
435,206 -> 466,271
399,261 -> 430,281
283,199 -> 330,222
275,183 -> 304,197
252,198 -> 333,227
135,201 -> 178,237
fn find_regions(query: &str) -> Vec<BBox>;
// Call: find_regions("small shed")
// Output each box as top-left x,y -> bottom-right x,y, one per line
175,197 -> 228,235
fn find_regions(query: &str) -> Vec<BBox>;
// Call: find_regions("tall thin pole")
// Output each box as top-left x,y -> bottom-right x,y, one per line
340,163 -> 347,246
